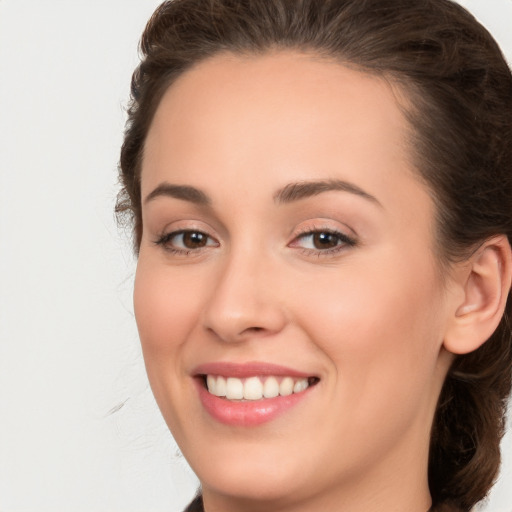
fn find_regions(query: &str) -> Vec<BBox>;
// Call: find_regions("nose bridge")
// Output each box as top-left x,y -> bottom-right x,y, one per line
202,241 -> 285,342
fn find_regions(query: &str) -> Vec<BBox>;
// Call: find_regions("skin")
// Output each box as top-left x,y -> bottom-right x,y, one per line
134,52 -> 466,512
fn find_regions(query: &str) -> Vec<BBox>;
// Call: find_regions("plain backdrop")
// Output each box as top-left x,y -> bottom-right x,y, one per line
0,1 -> 511,511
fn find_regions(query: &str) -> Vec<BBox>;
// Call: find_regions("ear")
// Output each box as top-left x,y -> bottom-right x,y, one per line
443,235 -> 512,355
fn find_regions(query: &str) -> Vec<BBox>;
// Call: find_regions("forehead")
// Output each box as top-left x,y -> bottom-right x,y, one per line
143,51 -> 425,214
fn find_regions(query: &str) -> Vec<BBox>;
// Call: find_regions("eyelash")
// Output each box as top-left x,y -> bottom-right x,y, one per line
153,227 -> 357,257
153,230 -> 219,255
291,227 -> 357,256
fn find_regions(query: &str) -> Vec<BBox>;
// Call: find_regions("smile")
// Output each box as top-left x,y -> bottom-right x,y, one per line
205,375 -> 315,400
193,362 -> 319,426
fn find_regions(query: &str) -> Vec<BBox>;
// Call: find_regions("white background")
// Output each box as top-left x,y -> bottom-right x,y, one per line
0,1 -> 511,511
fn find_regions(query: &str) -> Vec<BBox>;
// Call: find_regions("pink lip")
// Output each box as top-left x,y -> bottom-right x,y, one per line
193,361 -> 312,379
192,361 -> 317,427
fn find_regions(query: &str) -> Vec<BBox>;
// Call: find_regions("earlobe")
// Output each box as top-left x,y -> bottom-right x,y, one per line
443,235 -> 512,355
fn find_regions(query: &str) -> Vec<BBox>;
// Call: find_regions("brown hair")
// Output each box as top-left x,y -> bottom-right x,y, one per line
118,0 -> 512,510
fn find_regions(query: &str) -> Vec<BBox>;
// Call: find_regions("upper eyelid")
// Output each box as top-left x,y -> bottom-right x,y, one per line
289,221 -> 359,247
292,221 -> 357,238
291,229 -> 356,244
156,220 -> 219,238
157,228 -> 217,241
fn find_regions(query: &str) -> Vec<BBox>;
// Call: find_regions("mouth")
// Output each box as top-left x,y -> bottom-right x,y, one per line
203,374 -> 319,401
193,362 -> 320,426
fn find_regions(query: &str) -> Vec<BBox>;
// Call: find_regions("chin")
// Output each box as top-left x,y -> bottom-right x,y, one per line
188,441 -> 314,503
199,468 -> 311,508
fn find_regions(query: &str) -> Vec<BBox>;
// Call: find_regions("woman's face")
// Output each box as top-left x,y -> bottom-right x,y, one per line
135,52 -> 455,510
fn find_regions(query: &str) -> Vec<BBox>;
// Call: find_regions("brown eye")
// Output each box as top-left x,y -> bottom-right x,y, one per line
155,230 -> 218,252
182,231 -> 209,248
312,232 -> 340,249
290,229 -> 357,254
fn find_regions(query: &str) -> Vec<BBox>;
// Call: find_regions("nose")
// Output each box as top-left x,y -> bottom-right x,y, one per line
201,250 -> 287,343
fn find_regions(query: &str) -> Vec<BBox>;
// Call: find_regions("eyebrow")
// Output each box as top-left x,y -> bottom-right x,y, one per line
274,179 -> 382,207
144,182 -> 211,206
144,178 -> 381,208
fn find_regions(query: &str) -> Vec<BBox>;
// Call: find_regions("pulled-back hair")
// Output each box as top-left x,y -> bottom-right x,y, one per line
118,1 -> 512,510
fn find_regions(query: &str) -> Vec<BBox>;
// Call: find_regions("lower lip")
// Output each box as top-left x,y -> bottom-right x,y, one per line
195,380 -> 314,427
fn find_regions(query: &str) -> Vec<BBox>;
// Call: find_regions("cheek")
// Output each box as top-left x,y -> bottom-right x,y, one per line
133,258 -> 207,437
133,259 -> 204,382
295,253 -> 445,413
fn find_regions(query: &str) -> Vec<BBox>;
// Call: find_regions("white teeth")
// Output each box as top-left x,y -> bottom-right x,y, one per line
293,378 -> 308,393
207,375 -> 216,393
215,376 -> 227,397
243,377 -> 263,400
207,375 -> 227,396
279,377 -> 294,396
206,375 -> 313,400
263,376 -> 279,398
226,377 -> 244,400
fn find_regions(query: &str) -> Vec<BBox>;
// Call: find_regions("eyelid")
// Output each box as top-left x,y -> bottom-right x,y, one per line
153,226 -> 220,255
288,223 -> 358,255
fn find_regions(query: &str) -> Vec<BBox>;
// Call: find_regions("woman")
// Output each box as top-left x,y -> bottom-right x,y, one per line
117,0 -> 512,511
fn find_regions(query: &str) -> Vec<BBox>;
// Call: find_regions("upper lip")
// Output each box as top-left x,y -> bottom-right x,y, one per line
192,361 -> 316,379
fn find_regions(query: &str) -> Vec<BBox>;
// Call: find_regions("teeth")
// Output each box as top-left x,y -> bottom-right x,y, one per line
263,376 -> 279,398
226,377 -> 244,400
207,375 -> 216,393
243,377 -> 263,400
206,375 -> 312,400
216,376 -> 227,396
294,379 -> 308,393
207,375 -> 227,397
279,377 -> 294,396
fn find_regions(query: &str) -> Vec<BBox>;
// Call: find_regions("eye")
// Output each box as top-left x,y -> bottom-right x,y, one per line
154,230 -> 218,252
290,229 -> 356,253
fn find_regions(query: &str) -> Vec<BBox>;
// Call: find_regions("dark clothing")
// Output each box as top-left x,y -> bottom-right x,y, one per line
184,494 -> 204,512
